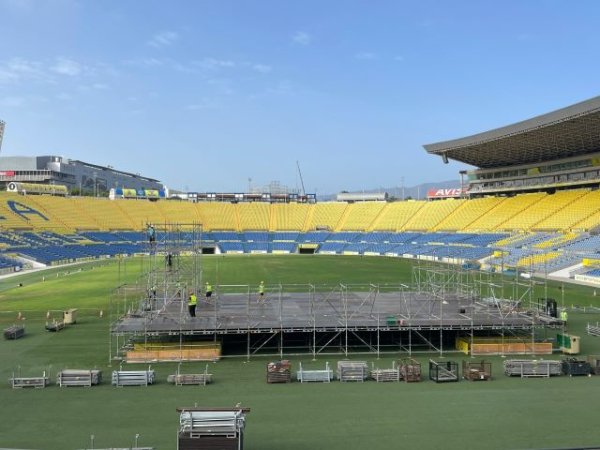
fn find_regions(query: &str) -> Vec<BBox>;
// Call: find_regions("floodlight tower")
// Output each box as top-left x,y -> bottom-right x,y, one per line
0,120 -> 5,154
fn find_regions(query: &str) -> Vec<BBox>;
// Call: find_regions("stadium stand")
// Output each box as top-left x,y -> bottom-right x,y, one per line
370,201 -> 425,231
271,242 -> 297,253
466,193 -> 546,231
306,202 -> 347,231
528,190 -> 595,231
196,202 -> 239,231
243,231 -> 269,242
403,198 -> 466,231
326,232 -> 362,243
338,201 -> 386,231
238,202 -> 270,230
568,190 -> 600,231
158,200 -> 202,225
434,197 -> 503,231
500,190 -> 585,231
298,231 -> 331,243
72,197 -> 136,230
272,232 -> 299,241
271,203 -> 310,231
211,231 -> 242,241
317,242 -> 346,254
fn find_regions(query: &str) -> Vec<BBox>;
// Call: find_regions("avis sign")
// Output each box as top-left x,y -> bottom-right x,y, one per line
426,188 -> 465,199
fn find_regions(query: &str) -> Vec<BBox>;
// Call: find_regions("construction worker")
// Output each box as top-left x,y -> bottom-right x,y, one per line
205,282 -> 212,299
147,224 -> 156,244
259,281 -> 265,300
188,291 -> 197,317
560,309 -> 568,323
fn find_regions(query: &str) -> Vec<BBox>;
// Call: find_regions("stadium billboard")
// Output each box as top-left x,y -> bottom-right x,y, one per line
427,187 -> 466,199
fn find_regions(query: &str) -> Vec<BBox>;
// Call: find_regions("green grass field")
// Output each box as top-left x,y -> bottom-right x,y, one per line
2,255 -> 600,449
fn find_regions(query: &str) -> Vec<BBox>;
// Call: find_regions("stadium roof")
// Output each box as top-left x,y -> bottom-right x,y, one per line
423,96 -> 600,169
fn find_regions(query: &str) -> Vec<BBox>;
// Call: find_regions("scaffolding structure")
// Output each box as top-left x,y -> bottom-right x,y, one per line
109,223 -> 203,363
110,257 -> 562,361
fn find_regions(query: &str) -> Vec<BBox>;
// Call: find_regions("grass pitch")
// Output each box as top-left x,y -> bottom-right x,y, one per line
1,255 -> 600,449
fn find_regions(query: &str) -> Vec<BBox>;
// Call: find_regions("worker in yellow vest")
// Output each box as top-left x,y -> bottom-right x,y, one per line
188,291 -> 197,317
205,282 -> 213,299
560,309 -> 568,323
259,281 -> 265,301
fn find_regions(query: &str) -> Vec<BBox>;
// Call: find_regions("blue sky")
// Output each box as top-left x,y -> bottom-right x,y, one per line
0,0 -> 599,194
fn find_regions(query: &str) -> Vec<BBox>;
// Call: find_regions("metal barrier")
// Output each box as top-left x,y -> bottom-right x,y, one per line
503,359 -> 562,378
112,368 -> 155,386
57,369 -> 102,387
296,362 -> 332,382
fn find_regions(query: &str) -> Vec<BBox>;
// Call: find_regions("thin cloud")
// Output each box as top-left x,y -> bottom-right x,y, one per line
186,99 -> 220,110
148,31 -> 179,48
267,80 -> 293,95
52,57 -> 82,76
292,31 -> 311,46
393,55 -> 405,62
193,58 -> 236,70
0,57 -> 48,83
354,52 -> 377,60
125,57 -> 165,67
252,64 -> 272,74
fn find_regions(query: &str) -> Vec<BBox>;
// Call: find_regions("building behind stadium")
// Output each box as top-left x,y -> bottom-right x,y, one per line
0,155 -> 163,196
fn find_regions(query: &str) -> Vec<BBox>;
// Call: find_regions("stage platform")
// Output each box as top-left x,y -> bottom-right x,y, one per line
112,290 -> 538,336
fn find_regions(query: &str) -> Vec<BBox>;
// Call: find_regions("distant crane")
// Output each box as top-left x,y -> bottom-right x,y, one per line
296,160 -> 306,197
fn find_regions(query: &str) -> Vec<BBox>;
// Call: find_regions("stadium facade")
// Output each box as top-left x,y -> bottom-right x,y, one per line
0,155 -> 163,195
424,95 -> 600,196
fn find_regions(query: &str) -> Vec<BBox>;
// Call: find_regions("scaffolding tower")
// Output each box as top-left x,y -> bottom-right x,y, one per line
109,223 -> 204,363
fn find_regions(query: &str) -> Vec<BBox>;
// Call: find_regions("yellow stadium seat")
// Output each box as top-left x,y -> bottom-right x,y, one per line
338,202 -> 386,231
370,201 -> 425,231
305,202 -> 347,231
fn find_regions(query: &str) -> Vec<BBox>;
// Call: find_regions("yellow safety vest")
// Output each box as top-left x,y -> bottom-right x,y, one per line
188,294 -> 197,306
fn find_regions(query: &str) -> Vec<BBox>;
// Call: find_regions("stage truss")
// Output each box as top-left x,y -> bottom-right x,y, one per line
109,256 -> 563,361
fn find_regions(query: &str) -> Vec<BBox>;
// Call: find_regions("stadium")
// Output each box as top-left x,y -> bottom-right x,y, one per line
3,96 -> 600,449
